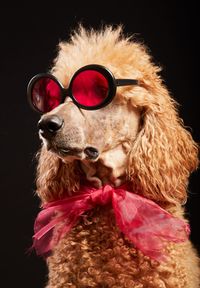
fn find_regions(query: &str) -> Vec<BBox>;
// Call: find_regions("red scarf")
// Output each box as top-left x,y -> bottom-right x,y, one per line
32,184 -> 190,262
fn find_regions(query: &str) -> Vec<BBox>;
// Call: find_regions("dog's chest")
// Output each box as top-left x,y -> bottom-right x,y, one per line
46,206 -> 175,287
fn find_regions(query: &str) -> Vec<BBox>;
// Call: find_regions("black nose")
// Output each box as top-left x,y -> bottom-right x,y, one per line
38,115 -> 63,135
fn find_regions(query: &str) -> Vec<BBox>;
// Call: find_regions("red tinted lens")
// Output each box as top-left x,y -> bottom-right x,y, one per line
71,70 -> 109,107
31,77 -> 62,113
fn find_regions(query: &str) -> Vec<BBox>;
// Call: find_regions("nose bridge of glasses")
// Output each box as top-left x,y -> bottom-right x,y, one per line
62,87 -> 71,101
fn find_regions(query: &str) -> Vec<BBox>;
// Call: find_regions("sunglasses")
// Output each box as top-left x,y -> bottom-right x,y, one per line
27,64 -> 138,113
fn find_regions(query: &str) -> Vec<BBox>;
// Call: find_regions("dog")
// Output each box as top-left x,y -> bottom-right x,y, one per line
28,25 -> 200,287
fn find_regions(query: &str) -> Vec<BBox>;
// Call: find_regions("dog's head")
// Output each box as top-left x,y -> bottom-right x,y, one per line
30,25 -> 198,205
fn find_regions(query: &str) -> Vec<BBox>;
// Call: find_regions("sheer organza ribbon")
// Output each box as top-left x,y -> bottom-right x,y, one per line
32,184 -> 190,261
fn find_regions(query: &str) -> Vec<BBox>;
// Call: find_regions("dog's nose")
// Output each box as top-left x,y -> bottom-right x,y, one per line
38,115 -> 64,135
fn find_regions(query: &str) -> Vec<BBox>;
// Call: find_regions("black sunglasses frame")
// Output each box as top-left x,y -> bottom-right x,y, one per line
27,64 -> 138,113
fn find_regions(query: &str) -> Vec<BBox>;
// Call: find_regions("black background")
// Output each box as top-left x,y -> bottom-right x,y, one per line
1,2 -> 199,287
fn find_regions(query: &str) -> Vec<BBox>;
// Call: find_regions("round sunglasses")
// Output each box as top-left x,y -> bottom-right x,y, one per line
27,64 -> 138,113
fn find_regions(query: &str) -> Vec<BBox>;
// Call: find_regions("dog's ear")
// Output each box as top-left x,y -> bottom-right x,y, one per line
35,147 -> 80,203
128,80 -> 199,205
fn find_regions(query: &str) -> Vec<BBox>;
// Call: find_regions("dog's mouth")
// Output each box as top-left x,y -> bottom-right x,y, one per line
47,144 -> 83,158
47,144 -> 99,160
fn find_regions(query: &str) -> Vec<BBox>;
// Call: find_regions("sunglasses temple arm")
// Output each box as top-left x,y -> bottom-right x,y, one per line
116,79 -> 138,86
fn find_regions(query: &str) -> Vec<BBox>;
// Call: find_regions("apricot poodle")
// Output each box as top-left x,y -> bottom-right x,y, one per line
28,25 -> 200,287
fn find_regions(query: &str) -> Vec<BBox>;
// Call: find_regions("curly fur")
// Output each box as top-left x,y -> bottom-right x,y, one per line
34,25 -> 200,287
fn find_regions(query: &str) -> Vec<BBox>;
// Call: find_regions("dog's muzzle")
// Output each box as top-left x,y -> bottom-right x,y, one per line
38,115 -> 99,160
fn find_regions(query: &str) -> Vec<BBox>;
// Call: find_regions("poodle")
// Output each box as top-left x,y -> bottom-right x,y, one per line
28,25 -> 200,287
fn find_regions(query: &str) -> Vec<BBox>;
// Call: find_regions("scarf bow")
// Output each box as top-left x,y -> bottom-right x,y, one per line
33,184 -> 190,261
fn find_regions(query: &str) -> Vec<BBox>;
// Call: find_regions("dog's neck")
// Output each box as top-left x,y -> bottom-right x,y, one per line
80,143 -> 130,188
